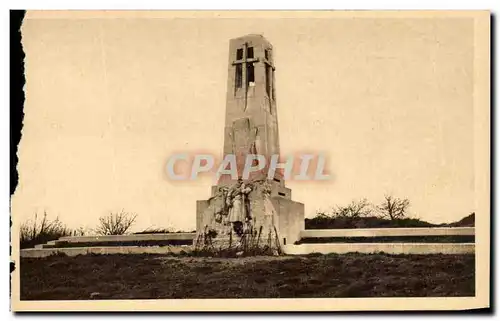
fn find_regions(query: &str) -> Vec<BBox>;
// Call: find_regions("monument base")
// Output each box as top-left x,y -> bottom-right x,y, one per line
195,179 -> 304,253
271,196 -> 305,246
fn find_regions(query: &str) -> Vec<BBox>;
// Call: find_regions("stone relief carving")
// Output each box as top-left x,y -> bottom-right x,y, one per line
230,118 -> 260,157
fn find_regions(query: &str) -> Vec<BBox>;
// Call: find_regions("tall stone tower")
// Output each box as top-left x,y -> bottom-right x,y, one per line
222,35 -> 280,178
195,34 -> 304,251
220,34 -> 290,197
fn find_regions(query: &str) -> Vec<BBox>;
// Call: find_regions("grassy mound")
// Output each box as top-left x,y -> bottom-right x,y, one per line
447,213 -> 475,227
305,213 -> 475,229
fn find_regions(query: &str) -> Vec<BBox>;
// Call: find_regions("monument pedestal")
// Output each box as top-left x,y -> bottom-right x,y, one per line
195,180 -> 304,252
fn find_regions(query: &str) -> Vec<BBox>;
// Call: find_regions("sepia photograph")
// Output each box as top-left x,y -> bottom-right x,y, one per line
9,10 -> 490,312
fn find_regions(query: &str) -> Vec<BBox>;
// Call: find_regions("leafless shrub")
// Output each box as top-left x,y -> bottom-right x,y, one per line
71,226 -> 90,236
314,209 -> 331,219
95,210 -> 137,235
333,198 -> 371,218
20,212 -> 72,249
377,195 -> 410,220
134,227 -> 171,234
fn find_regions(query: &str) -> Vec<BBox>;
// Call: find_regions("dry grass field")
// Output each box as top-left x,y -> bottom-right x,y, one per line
20,252 -> 474,300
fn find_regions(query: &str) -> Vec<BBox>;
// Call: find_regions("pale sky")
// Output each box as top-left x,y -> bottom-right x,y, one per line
13,12 -> 475,232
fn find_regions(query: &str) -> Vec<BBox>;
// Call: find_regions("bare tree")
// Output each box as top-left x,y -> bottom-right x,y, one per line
95,210 -> 138,235
334,198 -> 371,218
377,195 -> 410,220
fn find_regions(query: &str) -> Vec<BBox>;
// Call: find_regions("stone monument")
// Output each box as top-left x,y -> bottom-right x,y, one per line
195,34 -> 304,253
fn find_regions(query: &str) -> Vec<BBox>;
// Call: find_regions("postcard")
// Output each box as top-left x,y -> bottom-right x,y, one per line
10,10 -> 490,312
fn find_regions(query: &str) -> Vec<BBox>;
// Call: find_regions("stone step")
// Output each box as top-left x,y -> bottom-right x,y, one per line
34,244 -> 55,249
21,245 -> 193,258
282,243 -> 475,255
300,227 -> 475,238
46,240 -> 69,246
58,233 -> 196,243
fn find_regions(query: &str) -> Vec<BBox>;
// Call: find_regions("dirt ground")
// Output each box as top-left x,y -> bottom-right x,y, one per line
20,253 -> 475,300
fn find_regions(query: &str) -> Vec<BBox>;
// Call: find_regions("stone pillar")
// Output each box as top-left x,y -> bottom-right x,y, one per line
195,34 -> 304,253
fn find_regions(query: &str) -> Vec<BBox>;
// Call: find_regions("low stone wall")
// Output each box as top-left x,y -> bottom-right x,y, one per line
58,233 -> 196,243
21,245 -> 193,258
282,243 -> 475,255
22,228 -> 475,257
300,227 -> 474,238
21,242 -> 475,258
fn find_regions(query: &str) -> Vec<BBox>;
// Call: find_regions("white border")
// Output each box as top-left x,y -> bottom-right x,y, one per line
3,1 -> 498,320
